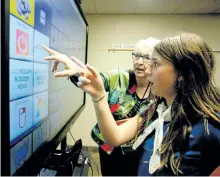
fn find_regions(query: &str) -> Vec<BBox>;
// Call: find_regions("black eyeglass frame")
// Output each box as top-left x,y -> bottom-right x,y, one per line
132,52 -> 151,62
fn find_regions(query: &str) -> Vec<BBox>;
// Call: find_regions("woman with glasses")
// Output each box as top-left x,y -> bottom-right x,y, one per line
44,33 -> 220,175
43,37 -> 160,176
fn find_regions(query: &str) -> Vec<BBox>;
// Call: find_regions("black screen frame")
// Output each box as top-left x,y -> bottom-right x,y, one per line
2,0 -> 89,175
2,0 -> 10,175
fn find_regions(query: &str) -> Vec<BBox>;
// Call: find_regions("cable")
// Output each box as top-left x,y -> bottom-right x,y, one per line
89,164 -> 93,176
87,155 -> 99,176
70,161 -> 74,174
68,129 -> 76,142
69,130 -> 100,176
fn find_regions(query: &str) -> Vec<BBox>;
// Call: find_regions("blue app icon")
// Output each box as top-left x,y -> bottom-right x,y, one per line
10,134 -> 32,175
34,0 -> 52,36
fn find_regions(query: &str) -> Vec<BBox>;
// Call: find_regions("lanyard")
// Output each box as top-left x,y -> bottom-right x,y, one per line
127,82 -> 150,118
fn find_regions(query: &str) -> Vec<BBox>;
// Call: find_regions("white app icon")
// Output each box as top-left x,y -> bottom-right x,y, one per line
19,107 -> 26,128
40,10 -> 46,26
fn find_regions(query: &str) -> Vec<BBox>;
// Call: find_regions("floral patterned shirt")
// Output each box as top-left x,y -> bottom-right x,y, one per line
91,68 -> 152,154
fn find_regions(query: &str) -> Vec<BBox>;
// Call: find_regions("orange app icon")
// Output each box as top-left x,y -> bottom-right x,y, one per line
16,29 -> 29,56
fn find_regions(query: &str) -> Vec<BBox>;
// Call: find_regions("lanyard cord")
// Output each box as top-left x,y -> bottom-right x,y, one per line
141,82 -> 151,99
127,82 -> 151,118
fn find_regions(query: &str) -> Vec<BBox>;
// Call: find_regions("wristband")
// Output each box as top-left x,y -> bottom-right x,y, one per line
92,94 -> 105,102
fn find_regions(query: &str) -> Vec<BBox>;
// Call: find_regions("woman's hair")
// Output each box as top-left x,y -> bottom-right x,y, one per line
134,37 -> 160,56
153,33 -> 220,174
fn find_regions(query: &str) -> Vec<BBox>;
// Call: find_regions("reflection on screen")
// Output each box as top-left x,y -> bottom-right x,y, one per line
9,0 -> 87,175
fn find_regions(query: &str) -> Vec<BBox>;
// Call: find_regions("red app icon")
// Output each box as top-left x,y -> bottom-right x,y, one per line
16,29 -> 29,56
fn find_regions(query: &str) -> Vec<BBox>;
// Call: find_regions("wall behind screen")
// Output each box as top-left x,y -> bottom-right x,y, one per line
67,14 -> 220,147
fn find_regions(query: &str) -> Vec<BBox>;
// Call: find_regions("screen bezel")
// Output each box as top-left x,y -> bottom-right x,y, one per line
2,0 -> 10,175
3,0 -> 88,175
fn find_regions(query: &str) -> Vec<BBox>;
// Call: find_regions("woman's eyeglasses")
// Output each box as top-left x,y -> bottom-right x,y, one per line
132,52 -> 151,63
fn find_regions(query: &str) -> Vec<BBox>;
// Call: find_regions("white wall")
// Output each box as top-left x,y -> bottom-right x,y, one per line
68,14 -> 220,147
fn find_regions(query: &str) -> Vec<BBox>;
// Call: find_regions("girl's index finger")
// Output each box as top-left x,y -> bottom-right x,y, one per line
42,45 -> 61,55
